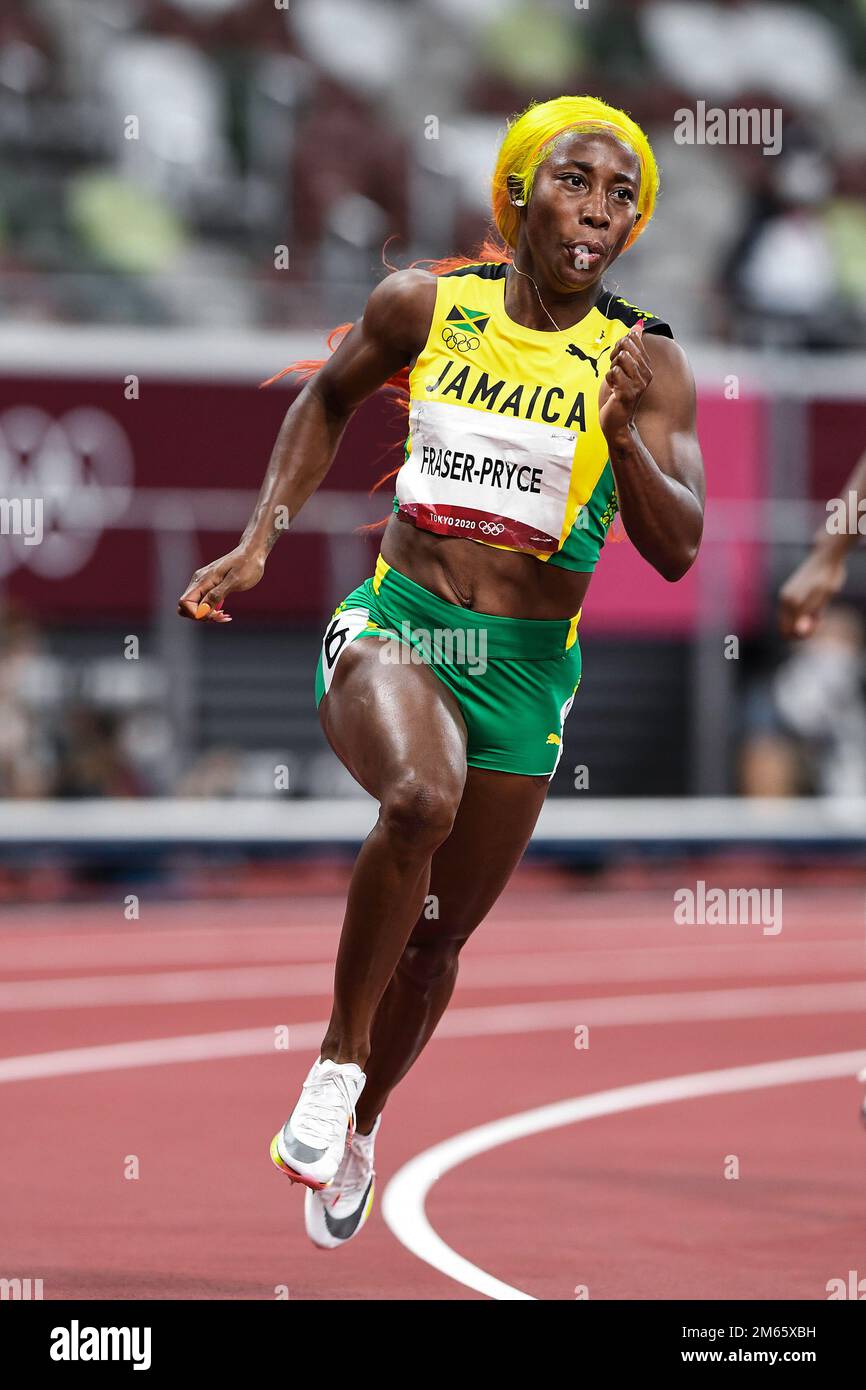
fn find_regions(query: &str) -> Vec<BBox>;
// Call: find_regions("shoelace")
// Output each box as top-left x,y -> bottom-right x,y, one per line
293,1070 -> 358,1147
329,1135 -> 376,1205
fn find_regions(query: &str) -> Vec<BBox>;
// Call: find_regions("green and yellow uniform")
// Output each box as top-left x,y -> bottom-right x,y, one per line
315,263 -> 672,777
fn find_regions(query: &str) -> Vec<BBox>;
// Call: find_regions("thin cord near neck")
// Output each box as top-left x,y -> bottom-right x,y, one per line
509,213 -> 608,342
509,256 -> 562,333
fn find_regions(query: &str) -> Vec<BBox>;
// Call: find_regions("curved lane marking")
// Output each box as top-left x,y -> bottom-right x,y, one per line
382,1050 -> 866,1301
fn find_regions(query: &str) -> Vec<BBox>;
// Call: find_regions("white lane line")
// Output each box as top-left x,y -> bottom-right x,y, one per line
0,964 -> 335,1010
0,916 -> 854,971
0,1022 -> 325,1083
382,1049 -> 866,1301
434,980 -> 866,1037
0,981 -> 863,1083
0,931 -> 341,972
0,944 -> 860,1011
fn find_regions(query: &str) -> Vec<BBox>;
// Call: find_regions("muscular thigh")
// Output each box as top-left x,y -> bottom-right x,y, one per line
319,635 -> 469,804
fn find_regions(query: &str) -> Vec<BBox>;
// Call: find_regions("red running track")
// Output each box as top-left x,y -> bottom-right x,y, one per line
1,867 -> 864,1301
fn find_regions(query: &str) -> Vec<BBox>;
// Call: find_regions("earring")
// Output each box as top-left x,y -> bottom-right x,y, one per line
512,198 -> 525,207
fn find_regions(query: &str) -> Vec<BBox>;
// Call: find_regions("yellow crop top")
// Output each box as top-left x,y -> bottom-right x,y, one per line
391,261 -> 673,572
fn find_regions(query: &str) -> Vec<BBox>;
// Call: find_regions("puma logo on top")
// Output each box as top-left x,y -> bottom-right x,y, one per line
565,343 -> 611,376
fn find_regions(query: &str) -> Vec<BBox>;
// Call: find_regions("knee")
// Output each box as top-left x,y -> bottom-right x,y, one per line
399,936 -> 461,989
380,774 -> 460,851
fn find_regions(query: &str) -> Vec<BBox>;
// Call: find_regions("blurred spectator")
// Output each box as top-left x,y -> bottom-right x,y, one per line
478,1 -> 582,99
0,606 -> 61,797
54,706 -> 146,797
172,746 -> 243,797
0,1 -> 54,98
290,76 -> 409,277
719,128 -> 866,348
174,747 -> 298,796
1,0 -> 863,338
640,0 -> 851,108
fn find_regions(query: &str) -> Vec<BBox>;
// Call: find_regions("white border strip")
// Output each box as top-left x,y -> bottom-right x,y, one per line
0,796 -> 864,845
382,1050 -> 866,1301
0,326 -> 325,383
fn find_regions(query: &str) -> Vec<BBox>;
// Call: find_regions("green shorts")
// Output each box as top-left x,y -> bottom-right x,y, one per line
314,554 -> 582,779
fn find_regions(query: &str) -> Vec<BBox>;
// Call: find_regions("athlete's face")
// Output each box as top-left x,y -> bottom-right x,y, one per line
519,131 -> 642,292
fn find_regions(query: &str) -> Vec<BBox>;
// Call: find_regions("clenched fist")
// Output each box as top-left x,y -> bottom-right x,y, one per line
599,320 -> 652,440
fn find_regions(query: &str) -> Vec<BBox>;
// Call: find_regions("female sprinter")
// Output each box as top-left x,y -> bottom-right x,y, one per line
177,96 -> 705,1249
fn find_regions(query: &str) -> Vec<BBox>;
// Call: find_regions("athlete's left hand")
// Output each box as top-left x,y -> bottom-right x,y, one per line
599,322 -> 653,440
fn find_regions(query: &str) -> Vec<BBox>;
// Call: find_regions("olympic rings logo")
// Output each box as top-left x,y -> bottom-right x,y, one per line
441,327 -> 480,352
478,521 -> 504,535
0,406 -> 133,578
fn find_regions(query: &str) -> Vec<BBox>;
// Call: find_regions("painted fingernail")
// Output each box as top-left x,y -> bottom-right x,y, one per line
635,318 -> 645,331
195,602 -> 211,619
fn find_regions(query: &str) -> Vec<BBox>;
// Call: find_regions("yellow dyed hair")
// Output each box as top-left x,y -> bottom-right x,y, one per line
492,95 -> 659,254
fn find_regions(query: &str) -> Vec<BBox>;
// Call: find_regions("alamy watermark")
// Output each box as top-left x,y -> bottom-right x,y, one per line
0,497 -> 42,545
674,880 -> 782,935
1,1276 -> 43,1299
826,491 -> 866,536
377,621 -> 487,676
50,1321 -> 152,1369
674,102 -> 782,157
826,1270 -> 866,1299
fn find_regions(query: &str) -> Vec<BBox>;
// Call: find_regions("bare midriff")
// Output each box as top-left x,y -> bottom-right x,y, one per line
380,512 -> 593,619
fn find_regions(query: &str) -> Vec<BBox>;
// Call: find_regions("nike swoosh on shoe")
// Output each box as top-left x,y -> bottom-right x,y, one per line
322,1179 -> 374,1241
279,1130 -> 329,1164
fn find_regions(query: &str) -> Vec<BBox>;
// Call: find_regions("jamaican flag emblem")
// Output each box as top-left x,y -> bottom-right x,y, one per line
442,304 -> 489,351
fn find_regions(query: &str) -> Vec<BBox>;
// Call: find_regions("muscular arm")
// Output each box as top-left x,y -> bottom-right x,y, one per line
177,269 -> 435,619
600,329 -> 705,582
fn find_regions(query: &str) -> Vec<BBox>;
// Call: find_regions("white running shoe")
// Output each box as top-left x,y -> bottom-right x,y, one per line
270,1057 -> 366,1190
305,1114 -> 381,1250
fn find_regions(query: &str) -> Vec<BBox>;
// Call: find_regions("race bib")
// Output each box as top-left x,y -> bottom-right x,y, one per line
319,606 -> 374,695
396,399 -> 577,552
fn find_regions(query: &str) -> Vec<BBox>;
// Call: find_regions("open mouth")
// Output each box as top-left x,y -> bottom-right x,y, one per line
565,242 -> 606,269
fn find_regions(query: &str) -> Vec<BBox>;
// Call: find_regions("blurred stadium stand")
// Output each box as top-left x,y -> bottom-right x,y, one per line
2,0 -> 865,339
